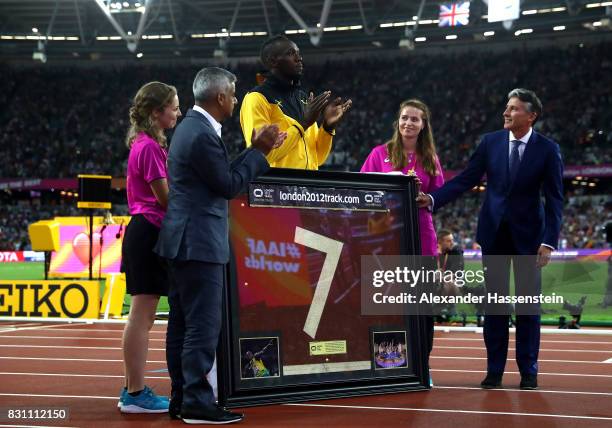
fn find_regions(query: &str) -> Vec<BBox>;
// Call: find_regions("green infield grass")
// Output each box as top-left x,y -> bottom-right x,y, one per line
1,260 -> 609,323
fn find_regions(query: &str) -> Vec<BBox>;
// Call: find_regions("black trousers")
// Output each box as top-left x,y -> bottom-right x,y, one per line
166,260 -> 224,411
483,221 -> 541,376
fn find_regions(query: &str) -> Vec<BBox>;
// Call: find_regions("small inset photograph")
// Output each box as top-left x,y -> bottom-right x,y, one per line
239,336 -> 280,379
373,331 -> 408,369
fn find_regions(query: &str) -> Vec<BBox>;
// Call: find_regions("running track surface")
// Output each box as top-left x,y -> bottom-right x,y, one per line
0,321 -> 610,428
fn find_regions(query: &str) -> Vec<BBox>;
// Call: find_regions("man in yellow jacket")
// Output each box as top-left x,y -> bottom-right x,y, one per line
240,35 -> 352,170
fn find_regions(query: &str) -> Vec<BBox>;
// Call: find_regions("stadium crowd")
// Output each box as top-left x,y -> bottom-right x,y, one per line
434,192 -> 611,250
1,194 -> 609,251
0,42 -> 610,250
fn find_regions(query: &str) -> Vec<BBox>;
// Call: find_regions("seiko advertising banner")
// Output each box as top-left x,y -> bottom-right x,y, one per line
0,280 -> 100,319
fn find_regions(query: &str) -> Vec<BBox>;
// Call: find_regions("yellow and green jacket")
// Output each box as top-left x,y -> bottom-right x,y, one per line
240,75 -> 334,170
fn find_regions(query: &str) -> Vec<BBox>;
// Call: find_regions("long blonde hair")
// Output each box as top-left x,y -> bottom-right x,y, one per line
125,81 -> 177,149
385,99 -> 439,176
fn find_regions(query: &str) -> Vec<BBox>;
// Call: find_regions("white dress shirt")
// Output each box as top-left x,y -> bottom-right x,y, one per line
508,127 -> 532,162
193,105 -> 222,138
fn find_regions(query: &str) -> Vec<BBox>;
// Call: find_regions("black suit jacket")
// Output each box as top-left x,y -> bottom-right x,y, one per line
154,108 -> 269,263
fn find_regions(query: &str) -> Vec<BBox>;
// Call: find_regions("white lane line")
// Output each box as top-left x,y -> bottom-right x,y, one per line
434,326 -> 612,336
0,372 -> 169,379
1,392 -> 609,421
0,322 -> 41,330
0,356 -> 166,363
284,403 -> 612,421
3,354 -> 592,366
432,356 -> 610,364
436,346 -> 610,353
0,344 -> 164,351
2,327 -> 165,334
0,369 -> 607,380
0,335 -> 164,342
0,324 -> 69,334
0,392 -> 116,400
0,425 -> 79,428
434,385 -> 612,396
431,369 -> 612,378
436,338 -> 612,345
2,343 -> 604,354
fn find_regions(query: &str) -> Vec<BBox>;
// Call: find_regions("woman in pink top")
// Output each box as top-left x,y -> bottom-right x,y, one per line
360,99 -> 444,385
119,82 -> 181,413
361,99 -> 444,255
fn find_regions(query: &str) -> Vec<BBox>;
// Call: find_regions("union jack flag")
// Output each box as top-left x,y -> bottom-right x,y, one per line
439,2 -> 470,27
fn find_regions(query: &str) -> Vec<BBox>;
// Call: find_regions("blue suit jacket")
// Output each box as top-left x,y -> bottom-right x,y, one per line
154,109 -> 269,264
431,129 -> 563,255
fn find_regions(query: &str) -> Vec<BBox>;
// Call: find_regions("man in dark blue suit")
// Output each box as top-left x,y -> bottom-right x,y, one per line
155,67 -> 285,424
418,88 -> 563,390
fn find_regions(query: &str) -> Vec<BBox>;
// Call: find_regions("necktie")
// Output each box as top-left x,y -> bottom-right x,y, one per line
509,140 -> 522,183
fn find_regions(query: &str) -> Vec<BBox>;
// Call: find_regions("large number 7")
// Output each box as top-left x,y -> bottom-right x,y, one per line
294,226 -> 344,339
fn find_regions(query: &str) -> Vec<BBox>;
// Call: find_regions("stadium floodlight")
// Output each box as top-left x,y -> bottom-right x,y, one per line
554,26 -> 566,31
415,37 -> 427,42
398,38 -> 415,50
106,0 -> 145,14
32,40 -> 47,63
32,51 -> 47,63
445,34 -> 458,40
488,0 -> 520,23
514,28 -> 533,36
214,37 -> 229,59
484,31 -> 495,36
583,19 -> 611,30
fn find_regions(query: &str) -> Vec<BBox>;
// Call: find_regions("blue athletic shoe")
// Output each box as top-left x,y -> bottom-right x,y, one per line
117,387 -> 127,408
429,376 -> 434,387
120,386 -> 169,413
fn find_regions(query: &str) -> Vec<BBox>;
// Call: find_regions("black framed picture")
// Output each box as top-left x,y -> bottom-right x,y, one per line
372,331 -> 408,370
218,169 -> 430,407
239,336 -> 281,380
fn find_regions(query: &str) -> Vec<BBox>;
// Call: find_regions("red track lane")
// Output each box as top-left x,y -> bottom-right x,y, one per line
0,360 -> 166,376
0,323 -> 611,427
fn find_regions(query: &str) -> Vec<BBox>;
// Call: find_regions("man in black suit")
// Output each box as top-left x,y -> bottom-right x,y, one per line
155,67 -> 285,424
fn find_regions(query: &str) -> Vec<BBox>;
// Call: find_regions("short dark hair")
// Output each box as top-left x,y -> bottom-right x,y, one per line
437,229 -> 453,241
260,35 -> 291,68
508,88 -> 543,124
